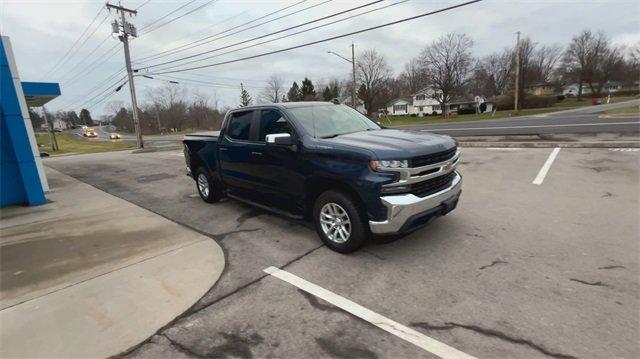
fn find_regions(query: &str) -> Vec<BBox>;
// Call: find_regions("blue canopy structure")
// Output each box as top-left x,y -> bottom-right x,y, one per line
1,36 -> 60,207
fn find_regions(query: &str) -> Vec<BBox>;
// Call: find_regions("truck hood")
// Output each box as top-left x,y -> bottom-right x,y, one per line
321,129 -> 455,159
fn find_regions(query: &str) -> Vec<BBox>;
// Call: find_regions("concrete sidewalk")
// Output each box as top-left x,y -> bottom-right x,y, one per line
0,167 -> 225,357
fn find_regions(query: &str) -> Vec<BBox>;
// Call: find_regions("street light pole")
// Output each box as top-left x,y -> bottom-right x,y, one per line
351,43 -> 356,111
327,44 -> 357,110
514,31 -> 521,113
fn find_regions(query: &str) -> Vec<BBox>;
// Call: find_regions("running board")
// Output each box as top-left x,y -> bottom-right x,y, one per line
227,193 -> 304,220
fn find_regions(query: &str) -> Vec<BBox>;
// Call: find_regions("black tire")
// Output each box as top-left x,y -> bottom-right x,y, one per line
195,168 -> 221,203
313,190 -> 368,253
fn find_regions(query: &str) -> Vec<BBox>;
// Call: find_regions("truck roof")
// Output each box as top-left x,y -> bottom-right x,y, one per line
232,101 -> 338,111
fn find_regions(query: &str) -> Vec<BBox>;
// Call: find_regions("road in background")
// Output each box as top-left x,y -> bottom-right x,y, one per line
398,99 -> 640,136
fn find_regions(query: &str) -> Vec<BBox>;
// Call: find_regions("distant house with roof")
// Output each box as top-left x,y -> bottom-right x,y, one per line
339,96 -> 366,114
526,82 -> 557,96
562,81 -> 639,96
385,98 -> 413,116
411,88 -> 442,115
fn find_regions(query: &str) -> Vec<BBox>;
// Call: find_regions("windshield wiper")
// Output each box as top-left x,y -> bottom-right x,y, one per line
320,134 -> 340,139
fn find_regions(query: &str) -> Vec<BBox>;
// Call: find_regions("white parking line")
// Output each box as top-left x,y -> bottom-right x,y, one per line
532,147 -> 561,185
264,266 -> 476,359
419,121 -> 639,132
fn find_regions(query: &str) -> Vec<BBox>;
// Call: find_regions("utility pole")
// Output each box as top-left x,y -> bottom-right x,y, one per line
42,107 -> 58,151
514,31 -> 521,113
107,2 -> 143,148
351,43 -> 356,110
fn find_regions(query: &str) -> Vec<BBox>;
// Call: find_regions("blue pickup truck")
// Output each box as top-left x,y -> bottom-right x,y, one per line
183,102 -> 461,253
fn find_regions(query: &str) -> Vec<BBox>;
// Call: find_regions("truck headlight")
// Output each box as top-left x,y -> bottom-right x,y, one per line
369,160 -> 408,171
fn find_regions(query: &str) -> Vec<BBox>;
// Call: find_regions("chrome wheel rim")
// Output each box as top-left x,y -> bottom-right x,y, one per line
320,203 -> 351,243
197,174 -> 210,198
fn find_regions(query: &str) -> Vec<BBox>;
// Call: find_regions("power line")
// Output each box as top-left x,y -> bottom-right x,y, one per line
142,0 -> 380,70
136,0 -> 152,10
131,10 -> 247,63
76,75 -> 128,110
42,7 -> 105,78
65,44 -> 122,86
138,0 -> 197,32
57,35 -> 111,82
133,0 -> 309,63
146,0 -> 402,72
153,74 -> 265,89
50,14 -> 111,80
147,0 -> 482,76
139,0 -> 219,36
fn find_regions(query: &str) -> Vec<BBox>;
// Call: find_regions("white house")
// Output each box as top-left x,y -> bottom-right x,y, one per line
340,96 -> 366,114
412,88 -> 443,115
385,98 -> 412,116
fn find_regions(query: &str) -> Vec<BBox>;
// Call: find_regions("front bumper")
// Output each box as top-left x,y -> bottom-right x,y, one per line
369,172 -> 462,234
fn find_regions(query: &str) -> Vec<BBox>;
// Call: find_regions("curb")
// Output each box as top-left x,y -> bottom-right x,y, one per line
458,141 -> 640,148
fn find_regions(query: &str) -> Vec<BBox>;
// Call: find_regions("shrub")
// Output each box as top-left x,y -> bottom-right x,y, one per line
410,113 -> 417,117
457,108 -> 476,115
556,95 -> 565,101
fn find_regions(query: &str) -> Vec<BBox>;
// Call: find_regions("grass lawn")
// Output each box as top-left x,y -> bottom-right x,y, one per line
385,96 -> 637,127
601,105 -> 639,115
36,132 -> 135,156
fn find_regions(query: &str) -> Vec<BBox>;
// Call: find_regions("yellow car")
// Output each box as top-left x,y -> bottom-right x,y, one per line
83,128 -> 97,137
109,133 -> 122,140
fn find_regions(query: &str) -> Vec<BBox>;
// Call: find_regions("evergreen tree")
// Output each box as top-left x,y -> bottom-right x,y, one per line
300,77 -> 316,100
28,108 -> 44,129
322,86 -> 333,101
239,83 -> 252,107
287,81 -> 301,102
79,108 -> 93,126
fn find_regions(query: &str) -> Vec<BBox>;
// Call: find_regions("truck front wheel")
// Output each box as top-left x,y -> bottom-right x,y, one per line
195,168 -> 221,203
313,190 -> 368,253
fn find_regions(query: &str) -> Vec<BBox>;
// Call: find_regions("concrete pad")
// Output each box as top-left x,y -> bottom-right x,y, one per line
0,168 -> 225,357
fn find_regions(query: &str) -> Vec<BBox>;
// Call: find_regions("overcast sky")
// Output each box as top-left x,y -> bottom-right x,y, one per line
1,0 -> 639,117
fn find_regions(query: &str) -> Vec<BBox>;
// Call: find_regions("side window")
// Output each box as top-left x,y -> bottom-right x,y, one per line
226,111 -> 253,141
258,110 -> 293,141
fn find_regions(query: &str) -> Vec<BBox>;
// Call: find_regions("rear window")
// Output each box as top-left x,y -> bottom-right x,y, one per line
226,111 -> 252,140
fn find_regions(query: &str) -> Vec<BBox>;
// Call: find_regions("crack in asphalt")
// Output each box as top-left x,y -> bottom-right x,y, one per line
598,265 -> 625,270
160,333 -> 205,358
479,260 -> 508,270
212,228 -> 262,241
411,322 -> 576,359
570,278 -> 608,287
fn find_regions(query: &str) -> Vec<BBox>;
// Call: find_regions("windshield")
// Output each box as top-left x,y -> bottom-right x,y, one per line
288,104 -> 381,138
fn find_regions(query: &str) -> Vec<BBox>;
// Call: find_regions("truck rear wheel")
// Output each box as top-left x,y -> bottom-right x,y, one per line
195,168 -> 221,203
313,190 -> 367,253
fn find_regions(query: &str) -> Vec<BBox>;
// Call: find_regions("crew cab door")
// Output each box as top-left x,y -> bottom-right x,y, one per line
253,109 -> 305,213
218,110 -> 265,196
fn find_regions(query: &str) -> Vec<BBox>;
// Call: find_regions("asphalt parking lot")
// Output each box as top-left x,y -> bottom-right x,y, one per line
45,147 -> 639,358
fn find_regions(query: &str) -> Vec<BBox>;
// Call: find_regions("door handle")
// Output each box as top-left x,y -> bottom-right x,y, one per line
251,151 -> 263,156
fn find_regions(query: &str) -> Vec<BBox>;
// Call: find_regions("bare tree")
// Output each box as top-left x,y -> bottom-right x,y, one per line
400,58 -> 428,94
356,49 -> 393,115
259,75 -> 284,103
562,30 -> 623,99
418,33 -> 474,108
532,44 -> 563,83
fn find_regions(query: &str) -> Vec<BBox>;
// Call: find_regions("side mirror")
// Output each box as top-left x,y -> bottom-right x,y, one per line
265,133 -> 292,145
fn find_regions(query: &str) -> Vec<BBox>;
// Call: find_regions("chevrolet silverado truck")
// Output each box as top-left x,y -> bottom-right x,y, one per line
183,102 -> 461,253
